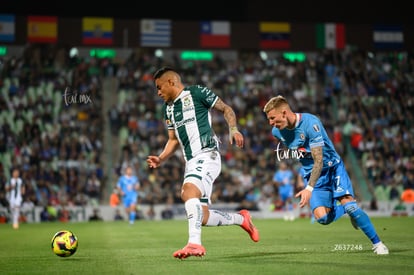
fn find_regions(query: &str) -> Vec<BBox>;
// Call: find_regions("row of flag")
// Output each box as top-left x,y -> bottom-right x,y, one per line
0,14 -> 405,50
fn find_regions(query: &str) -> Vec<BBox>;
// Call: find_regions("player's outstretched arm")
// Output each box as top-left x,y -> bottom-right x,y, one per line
147,129 -> 179,168
214,98 -> 244,148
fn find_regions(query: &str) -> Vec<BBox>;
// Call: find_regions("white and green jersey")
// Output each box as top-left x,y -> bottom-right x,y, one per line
164,85 -> 219,161
6,177 -> 24,205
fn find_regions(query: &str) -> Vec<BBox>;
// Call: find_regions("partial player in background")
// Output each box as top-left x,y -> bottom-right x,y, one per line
5,168 -> 25,229
272,161 -> 295,221
116,165 -> 140,224
147,67 -> 259,259
263,95 -> 389,255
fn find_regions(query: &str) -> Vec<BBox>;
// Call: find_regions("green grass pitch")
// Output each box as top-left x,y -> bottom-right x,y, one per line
1,217 -> 413,275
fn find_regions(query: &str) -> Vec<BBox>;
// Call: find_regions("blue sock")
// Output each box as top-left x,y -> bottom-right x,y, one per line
333,204 -> 345,221
344,201 -> 380,244
310,215 -> 315,224
130,211 -> 136,223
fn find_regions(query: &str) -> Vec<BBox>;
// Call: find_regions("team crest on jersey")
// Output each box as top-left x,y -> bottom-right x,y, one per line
182,95 -> 195,112
300,133 -> 305,140
183,95 -> 192,108
313,124 -> 320,132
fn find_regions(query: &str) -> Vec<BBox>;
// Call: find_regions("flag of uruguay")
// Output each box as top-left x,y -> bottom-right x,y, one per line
373,24 -> 404,50
141,19 -> 171,47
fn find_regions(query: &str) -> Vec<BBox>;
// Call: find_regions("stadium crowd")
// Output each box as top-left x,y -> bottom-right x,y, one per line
0,44 -> 106,220
1,45 -> 413,221
109,49 -> 414,211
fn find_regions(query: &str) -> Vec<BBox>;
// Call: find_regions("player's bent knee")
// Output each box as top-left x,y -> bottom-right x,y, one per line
316,213 -> 334,225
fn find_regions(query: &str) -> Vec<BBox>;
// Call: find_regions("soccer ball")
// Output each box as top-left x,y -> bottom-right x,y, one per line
51,230 -> 78,257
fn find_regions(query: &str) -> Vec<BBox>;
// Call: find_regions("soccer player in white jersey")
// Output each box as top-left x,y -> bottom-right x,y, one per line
263,95 -> 388,255
147,67 -> 260,259
5,168 -> 25,229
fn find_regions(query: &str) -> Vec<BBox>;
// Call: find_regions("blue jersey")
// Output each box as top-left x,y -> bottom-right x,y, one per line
273,169 -> 294,201
117,175 -> 139,199
271,113 -> 341,177
273,170 -> 294,186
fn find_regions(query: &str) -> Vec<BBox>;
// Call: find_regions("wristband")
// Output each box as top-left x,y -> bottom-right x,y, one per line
229,126 -> 240,138
305,185 -> 314,192
230,126 -> 239,133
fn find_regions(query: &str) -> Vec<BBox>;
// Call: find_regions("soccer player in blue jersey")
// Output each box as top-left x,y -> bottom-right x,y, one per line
147,67 -> 259,259
116,165 -> 140,224
272,161 -> 295,221
263,95 -> 389,255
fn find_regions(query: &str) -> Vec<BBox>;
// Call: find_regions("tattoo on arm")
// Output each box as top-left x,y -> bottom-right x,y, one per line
308,146 -> 323,187
214,98 -> 237,128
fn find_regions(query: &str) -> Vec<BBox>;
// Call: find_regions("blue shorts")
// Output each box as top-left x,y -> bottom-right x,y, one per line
279,184 -> 294,202
307,161 -> 354,211
122,195 -> 137,208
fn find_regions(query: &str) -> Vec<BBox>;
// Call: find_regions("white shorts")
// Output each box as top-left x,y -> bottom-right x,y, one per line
8,196 -> 22,208
183,150 -> 221,205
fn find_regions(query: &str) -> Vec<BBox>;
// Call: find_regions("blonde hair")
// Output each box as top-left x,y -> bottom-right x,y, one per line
263,95 -> 289,113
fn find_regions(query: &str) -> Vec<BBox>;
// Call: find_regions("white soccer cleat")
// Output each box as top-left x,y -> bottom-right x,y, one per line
372,242 -> 389,255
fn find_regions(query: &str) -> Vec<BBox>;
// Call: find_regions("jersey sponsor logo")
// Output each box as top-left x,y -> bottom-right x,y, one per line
183,106 -> 195,112
175,117 -> 195,128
